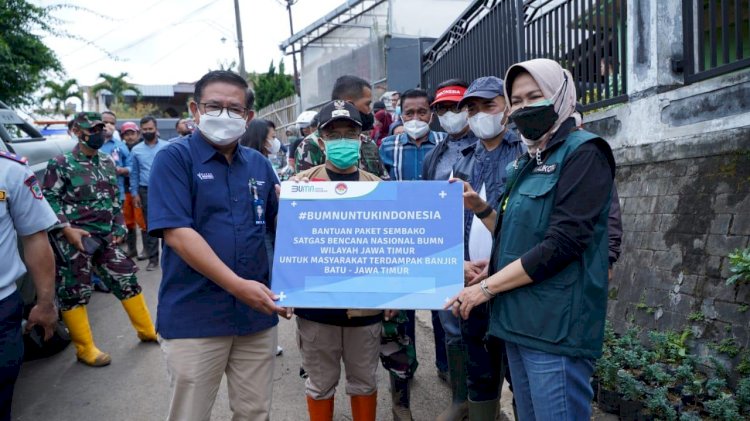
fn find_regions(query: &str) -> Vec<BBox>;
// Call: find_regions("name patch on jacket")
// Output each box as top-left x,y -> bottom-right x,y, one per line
532,163 -> 557,174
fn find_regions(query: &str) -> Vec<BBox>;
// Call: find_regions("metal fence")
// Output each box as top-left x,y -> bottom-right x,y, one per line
256,95 -> 299,142
683,0 -> 750,84
422,0 -> 628,110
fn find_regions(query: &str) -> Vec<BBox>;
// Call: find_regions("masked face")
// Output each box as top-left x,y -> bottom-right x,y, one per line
79,129 -> 105,150
438,110 -> 469,135
403,119 -> 430,140
142,132 -> 156,142
325,139 -> 360,169
360,112 -> 375,131
468,111 -> 505,140
197,110 -> 247,146
509,76 -> 567,144
267,137 -> 281,155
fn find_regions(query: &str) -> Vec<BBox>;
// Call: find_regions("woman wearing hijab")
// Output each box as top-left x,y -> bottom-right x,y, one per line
372,103 -> 393,147
447,58 -> 615,420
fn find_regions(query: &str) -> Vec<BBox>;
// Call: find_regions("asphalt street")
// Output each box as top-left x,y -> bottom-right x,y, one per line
11,259 -> 519,420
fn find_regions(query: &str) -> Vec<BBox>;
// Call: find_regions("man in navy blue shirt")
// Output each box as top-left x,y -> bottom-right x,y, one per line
148,70 -> 288,421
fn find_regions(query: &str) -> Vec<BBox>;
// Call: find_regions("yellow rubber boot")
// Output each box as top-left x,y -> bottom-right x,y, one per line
61,306 -> 111,367
121,293 -> 158,342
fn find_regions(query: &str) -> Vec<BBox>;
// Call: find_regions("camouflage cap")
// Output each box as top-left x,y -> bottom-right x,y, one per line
73,112 -> 105,129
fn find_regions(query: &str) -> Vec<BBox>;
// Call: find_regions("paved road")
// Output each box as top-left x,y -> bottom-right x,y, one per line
11,260 -> 520,420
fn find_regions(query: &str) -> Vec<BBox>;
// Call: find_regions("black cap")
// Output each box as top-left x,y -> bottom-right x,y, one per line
317,100 -> 362,129
373,101 -> 386,112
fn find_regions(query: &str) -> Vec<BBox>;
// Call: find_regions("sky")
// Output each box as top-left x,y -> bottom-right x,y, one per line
35,0 -> 344,87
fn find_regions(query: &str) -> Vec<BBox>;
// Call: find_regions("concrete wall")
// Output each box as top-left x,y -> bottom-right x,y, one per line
584,0 -> 750,371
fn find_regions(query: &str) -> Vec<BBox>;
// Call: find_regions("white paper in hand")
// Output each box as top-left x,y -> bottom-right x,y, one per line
468,183 -> 493,261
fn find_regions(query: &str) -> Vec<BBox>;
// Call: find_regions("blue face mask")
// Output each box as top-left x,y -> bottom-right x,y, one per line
395,106 -> 402,116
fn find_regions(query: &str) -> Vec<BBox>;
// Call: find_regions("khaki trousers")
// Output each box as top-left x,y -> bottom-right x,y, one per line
160,326 -> 278,421
296,317 -> 381,400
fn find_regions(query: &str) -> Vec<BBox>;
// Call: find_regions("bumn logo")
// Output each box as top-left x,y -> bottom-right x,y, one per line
335,183 -> 348,195
292,185 -> 316,193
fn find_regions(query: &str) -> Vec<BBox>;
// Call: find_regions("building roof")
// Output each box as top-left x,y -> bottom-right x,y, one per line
279,0 -> 386,52
97,83 -> 195,98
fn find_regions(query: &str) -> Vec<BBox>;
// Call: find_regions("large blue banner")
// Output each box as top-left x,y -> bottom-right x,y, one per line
271,181 -> 464,309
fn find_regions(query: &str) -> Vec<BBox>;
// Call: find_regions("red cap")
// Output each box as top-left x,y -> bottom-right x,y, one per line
431,85 -> 468,106
120,122 -> 139,133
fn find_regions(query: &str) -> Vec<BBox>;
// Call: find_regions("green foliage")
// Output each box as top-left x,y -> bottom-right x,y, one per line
726,248 -> 750,285
739,303 -> 749,313
678,412 -> 702,421
251,60 -> 295,110
0,0 -> 62,106
643,363 -> 675,387
645,386 -> 677,421
708,355 -> 730,379
737,353 -> 750,376
40,78 -> 83,117
706,378 -> 728,398
737,377 -> 750,413
710,337 -> 741,358
704,395 -> 743,421
687,311 -> 705,322
91,72 -> 141,106
595,352 -> 619,390
617,369 -> 646,401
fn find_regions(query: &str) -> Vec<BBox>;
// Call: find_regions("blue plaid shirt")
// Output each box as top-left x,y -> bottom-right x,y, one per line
379,131 -> 448,181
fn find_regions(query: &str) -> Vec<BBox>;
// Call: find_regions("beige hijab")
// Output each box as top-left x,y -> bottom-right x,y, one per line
503,58 -> 581,141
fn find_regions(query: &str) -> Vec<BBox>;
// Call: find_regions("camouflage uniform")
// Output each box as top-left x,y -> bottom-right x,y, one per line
293,131 -> 389,179
42,120 -> 141,311
380,310 -> 418,379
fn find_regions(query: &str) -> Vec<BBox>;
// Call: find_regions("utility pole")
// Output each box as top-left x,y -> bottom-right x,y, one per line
233,0 -> 247,78
285,0 -> 300,95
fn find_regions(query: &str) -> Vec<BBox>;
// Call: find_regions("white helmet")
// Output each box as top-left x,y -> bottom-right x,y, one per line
295,111 -> 317,129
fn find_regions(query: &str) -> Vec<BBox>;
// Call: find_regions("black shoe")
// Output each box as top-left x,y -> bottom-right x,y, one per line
137,254 -> 148,261
146,262 -> 158,271
93,282 -> 111,293
437,368 -> 449,383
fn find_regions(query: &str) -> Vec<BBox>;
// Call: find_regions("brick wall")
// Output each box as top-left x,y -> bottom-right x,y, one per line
608,142 -> 750,370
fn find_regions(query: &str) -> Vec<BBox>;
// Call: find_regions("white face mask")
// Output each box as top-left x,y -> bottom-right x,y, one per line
438,110 -> 468,135
403,119 -> 430,139
468,112 -> 505,140
197,110 -> 246,146
268,137 -> 281,155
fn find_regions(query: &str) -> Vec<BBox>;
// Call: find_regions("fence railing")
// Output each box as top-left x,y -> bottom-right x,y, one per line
422,0 -> 628,111
256,95 -> 299,141
683,0 -> 750,84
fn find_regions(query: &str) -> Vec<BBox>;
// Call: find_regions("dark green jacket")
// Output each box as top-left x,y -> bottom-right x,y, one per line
488,129 -> 613,359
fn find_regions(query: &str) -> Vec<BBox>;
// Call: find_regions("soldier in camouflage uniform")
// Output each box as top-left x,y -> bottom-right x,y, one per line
294,74 -> 389,179
42,112 -> 157,367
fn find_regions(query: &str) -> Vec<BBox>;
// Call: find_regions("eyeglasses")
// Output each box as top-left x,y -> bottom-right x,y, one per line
433,103 -> 463,114
320,131 -> 362,141
200,103 -> 248,119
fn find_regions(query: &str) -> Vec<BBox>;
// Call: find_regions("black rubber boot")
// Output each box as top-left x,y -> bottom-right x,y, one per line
389,374 -> 413,421
126,228 -> 137,258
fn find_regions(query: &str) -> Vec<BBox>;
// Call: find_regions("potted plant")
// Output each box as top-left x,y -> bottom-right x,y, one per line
595,352 -> 621,413
703,394 -> 742,421
617,369 -> 647,421
645,386 -> 678,421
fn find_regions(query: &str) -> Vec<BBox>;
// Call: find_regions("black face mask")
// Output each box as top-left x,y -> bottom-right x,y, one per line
81,132 -> 105,150
509,74 -> 569,141
509,104 -> 558,141
360,112 -> 375,131
142,132 -> 156,141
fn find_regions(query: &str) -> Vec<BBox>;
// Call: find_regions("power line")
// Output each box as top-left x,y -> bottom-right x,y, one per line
61,0 -> 164,58
71,0 -> 217,72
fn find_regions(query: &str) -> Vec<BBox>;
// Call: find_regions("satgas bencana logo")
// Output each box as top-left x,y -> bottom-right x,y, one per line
335,183 -> 348,195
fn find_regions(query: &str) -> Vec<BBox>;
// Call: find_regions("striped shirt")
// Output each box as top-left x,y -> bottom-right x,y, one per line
379,131 -> 448,181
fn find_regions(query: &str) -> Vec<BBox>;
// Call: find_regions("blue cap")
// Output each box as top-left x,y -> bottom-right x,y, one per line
457,76 -> 504,108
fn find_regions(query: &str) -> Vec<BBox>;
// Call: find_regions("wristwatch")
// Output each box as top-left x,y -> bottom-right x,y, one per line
474,204 -> 493,219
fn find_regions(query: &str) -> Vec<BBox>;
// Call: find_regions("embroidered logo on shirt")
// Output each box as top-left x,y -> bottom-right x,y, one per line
0,190 -> 6,201
24,175 -> 43,199
197,172 -> 214,180
532,163 -> 557,174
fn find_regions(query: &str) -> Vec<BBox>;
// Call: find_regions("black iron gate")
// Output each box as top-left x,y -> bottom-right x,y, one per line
422,0 -> 628,110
